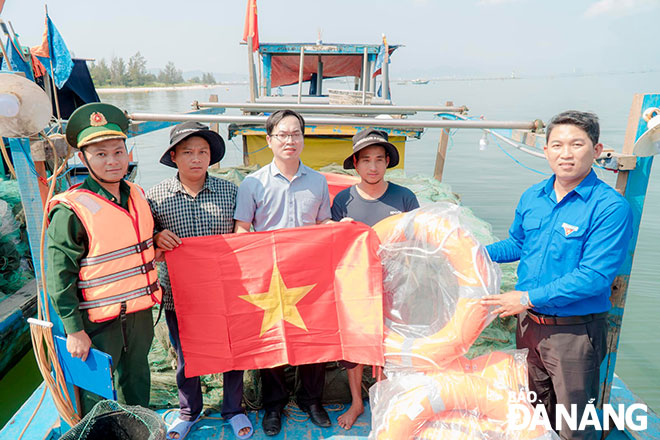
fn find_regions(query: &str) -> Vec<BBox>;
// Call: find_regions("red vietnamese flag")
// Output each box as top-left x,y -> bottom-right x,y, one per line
165,222 -> 384,377
242,0 -> 259,52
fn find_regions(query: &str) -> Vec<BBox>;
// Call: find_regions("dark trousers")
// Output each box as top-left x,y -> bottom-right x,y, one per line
260,364 -> 325,412
81,308 -> 154,415
165,310 -> 244,420
517,312 -> 607,440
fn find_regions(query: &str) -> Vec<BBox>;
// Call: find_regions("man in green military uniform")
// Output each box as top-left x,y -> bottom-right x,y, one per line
47,103 -> 160,414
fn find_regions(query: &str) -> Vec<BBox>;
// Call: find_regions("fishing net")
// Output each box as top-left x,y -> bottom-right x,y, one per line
60,400 -> 166,440
0,179 -> 33,299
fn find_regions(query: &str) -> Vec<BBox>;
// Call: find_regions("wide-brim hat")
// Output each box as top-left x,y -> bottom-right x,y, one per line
66,103 -> 128,149
343,128 -> 400,169
160,121 -> 225,168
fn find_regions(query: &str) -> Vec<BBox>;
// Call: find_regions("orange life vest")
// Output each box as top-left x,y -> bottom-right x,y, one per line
372,352 -> 550,440
48,181 -> 161,323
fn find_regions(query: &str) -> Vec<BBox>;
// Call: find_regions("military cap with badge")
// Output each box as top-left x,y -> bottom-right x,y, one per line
66,102 -> 130,183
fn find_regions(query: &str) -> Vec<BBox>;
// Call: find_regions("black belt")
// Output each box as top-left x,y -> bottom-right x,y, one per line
527,310 -> 608,326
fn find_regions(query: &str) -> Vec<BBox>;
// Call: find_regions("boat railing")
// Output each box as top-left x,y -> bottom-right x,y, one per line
129,112 -> 540,130
192,101 -> 470,116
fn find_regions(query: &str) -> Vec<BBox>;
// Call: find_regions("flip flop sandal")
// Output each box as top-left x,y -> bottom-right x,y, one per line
167,413 -> 201,440
228,413 -> 254,439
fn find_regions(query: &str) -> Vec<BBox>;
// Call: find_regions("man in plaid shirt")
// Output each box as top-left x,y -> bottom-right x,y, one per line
147,122 -> 252,440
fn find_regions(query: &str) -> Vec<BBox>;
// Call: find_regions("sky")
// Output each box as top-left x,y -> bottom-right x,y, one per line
2,0 -> 660,78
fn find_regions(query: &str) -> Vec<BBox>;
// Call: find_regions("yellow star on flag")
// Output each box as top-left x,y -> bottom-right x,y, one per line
239,263 -> 316,337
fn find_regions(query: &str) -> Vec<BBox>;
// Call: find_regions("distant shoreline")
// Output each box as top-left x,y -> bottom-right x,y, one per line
97,82 -> 247,94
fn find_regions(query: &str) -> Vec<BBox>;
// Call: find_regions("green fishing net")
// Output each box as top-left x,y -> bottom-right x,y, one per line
0,179 -> 33,300
60,400 -> 166,440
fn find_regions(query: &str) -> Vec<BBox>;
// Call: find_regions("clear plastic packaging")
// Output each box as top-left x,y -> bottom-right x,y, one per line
373,203 -> 501,372
369,203 -> 559,440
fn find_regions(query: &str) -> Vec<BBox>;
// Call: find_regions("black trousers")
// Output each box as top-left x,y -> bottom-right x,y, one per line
517,312 -> 607,440
260,363 -> 325,412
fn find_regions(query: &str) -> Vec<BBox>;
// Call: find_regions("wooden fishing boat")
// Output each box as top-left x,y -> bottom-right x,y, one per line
197,41 -> 436,170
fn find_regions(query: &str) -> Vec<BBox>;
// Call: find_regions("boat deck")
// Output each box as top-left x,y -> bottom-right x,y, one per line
158,406 -> 370,439
1,383 -> 370,439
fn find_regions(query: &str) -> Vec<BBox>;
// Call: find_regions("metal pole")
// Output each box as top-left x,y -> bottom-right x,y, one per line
247,37 -> 255,103
362,47 -> 368,105
382,46 -> 390,100
193,101 -> 469,114
257,52 -> 262,99
316,56 -> 323,96
129,112 -> 541,130
369,59 -> 376,93
297,47 -> 305,104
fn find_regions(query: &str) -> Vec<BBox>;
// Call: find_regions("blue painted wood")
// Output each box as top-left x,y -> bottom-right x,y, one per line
600,94 -> 660,408
0,382 -> 59,439
263,54 -> 272,96
7,138 -> 64,337
53,335 -> 115,400
258,43 -> 397,56
610,375 -> 660,439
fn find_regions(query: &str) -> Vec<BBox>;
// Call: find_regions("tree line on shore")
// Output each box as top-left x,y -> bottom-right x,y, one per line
88,52 -> 216,87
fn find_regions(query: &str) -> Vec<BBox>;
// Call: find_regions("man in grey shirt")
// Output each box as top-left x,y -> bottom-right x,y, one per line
330,128 -> 419,429
234,110 -> 332,436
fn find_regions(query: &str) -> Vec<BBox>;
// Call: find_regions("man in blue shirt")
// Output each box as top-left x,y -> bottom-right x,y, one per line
482,111 -> 633,440
234,110 -> 332,436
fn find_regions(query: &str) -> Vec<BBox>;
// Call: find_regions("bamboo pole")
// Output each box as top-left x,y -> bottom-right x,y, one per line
433,101 -> 453,181
0,34 -> 14,71
247,36 -> 256,103
0,138 -> 17,178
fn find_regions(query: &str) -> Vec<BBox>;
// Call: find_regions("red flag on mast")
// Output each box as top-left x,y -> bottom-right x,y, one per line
165,222 -> 384,377
242,0 -> 259,52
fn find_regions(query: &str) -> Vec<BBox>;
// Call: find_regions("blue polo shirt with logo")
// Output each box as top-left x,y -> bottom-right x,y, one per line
486,170 -> 633,317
